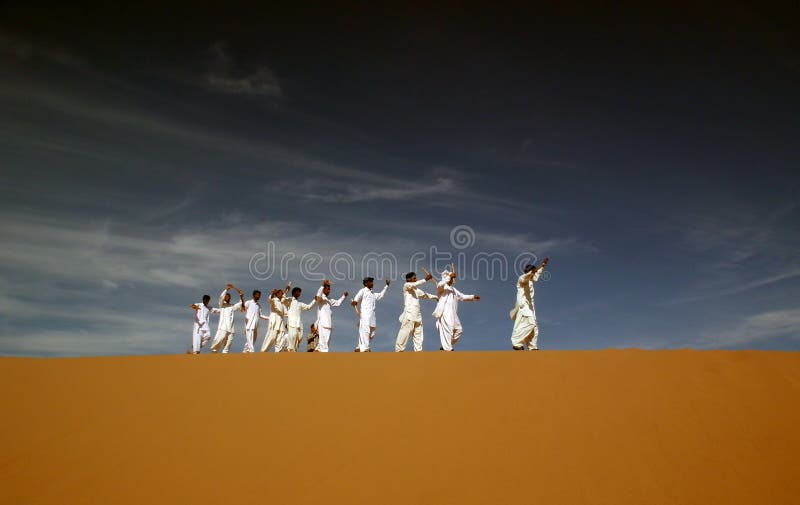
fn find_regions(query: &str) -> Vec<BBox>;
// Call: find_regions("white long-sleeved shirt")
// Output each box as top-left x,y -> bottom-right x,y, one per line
244,299 -> 270,331
285,296 -> 316,329
433,282 -> 476,320
315,286 -> 345,329
353,284 -> 388,325
194,302 -> 217,331
399,279 -> 437,323
267,295 -> 288,331
216,289 -> 243,333
516,266 -> 543,319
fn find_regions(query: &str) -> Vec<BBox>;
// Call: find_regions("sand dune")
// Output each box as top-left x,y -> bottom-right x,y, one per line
1,350 -> 798,504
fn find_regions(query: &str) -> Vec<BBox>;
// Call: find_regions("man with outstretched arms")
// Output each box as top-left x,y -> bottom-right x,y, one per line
285,286 -> 316,352
314,280 -> 348,352
432,269 -> 480,351
510,257 -> 549,351
395,271 -> 438,352
351,277 -> 390,352
209,284 -> 245,353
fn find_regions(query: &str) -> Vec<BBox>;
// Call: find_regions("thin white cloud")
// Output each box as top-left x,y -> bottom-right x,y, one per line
700,307 -> 800,348
203,41 -> 283,98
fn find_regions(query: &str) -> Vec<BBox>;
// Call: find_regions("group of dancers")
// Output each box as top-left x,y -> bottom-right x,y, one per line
189,257 -> 549,353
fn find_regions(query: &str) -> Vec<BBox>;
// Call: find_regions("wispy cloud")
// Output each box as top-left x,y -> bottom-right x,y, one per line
699,307 -> 800,348
203,41 -> 283,98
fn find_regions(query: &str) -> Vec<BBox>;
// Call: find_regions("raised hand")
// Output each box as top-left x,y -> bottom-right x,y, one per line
343,291 -> 349,298
474,295 -> 481,301
226,283 -> 234,290
385,278 -> 391,286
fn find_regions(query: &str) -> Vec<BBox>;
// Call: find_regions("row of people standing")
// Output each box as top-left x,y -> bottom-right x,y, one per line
189,258 -> 548,353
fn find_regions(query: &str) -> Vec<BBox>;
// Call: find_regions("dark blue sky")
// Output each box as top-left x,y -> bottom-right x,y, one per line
1,2 -> 798,355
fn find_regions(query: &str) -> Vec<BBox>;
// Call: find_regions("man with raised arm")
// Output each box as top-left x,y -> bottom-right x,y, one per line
395,271 -> 438,352
209,284 -> 245,354
432,269 -> 480,351
314,280 -> 348,352
285,286 -> 316,352
351,277 -> 390,352
244,290 -> 270,353
189,294 -> 215,354
510,257 -> 549,351
261,284 -> 291,352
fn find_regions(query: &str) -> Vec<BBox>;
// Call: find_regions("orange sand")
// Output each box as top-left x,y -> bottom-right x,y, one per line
1,350 -> 798,504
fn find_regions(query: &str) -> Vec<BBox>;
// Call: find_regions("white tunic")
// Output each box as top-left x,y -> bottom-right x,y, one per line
194,302 -> 214,332
432,282 -> 476,322
399,279 -> 435,324
353,284 -> 388,326
285,297 -> 316,329
267,295 -> 288,331
315,286 -> 345,329
244,299 -> 269,330
511,267 -> 543,320
216,289 -> 243,333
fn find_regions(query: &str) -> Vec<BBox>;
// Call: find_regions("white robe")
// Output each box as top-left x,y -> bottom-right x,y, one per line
314,286 -> 345,352
353,284 -> 388,351
261,295 -> 288,352
243,299 -> 269,352
433,279 -> 476,351
511,267 -> 543,350
285,296 -> 316,351
395,279 -> 437,352
210,289 -> 243,353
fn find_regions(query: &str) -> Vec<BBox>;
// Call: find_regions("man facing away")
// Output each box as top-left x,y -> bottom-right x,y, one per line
510,257 -> 549,351
351,277 -> 390,352
261,285 -> 291,352
285,286 -> 316,352
395,271 -> 438,352
209,284 -> 245,354
189,294 -> 216,354
432,269 -> 480,351
244,290 -> 270,353
314,280 -> 348,352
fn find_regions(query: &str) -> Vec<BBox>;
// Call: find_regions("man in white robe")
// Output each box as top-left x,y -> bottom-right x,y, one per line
510,257 -> 549,350
351,277 -> 390,352
209,284 -> 245,353
395,271 -> 438,352
432,270 -> 480,351
261,285 -> 291,352
189,294 -> 215,354
285,286 -> 316,352
244,290 -> 270,353
314,280 -> 348,352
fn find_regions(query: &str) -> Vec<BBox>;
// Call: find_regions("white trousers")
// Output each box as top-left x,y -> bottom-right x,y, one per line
286,326 -> 303,351
358,320 -> 375,352
209,329 -> 233,353
192,324 -> 211,353
395,319 -> 424,352
511,315 -> 538,350
261,325 -> 285,352
317,326 -> 332,352
436,317 -> 463,351
244,328 -> 257,353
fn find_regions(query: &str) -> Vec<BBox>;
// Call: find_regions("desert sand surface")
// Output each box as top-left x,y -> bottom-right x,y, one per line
1,350 -> 798,504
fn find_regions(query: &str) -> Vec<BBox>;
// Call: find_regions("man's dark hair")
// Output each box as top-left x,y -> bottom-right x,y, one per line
202,294 -> 211,303
363,277 -> 374,286
292,287 -> 302,296
405,272 -> 415,281
253,290 -> 261,296
524,264 -> 536,273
